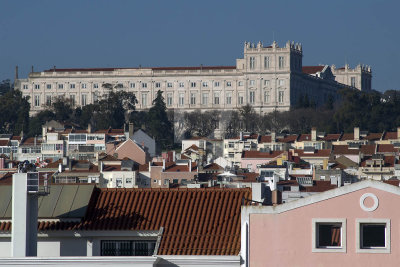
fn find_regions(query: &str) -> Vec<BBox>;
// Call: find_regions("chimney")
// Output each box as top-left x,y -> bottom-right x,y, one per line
129,122 -> 134,139
354,127 -> 360,141
42,126 -> 47,142
87,123 -> 92,134
162,159 -> 166,171
240,131 -> 243,141
271,131 -> 276,142
15,66 -> 19,81
0,158 -> 4,169
397,127 -> 400,139
189,160 -> 192,173
311,127 -> 317,142
58,163 -> 63,173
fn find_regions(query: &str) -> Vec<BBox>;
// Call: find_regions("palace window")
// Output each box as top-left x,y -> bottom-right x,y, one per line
93,83 -> 99,89
227,81 -> 232,87
34,95 -> 40,107
202,82 -> 208,87
167,82 -> 173,88
278,91 -> 284,103
351,77 -> 356,87
179,93 -> 185,106
214,92 -> 220,105
190,82 -> 196,88
214,81 -> 220,87
202,93 -> 208,105
264,80 -> 270,86
34,84 -> 40,89
58,84 -> 64,89
142,83 -> 147,88
82,83 -> 87,89
70,84 -> 75,89
70,94 -> 75,106
238,93 -> 244,105
279,56 -> 285,69
167,93 -> 173,107
190,93 -> 196,105
226,92 -> 232,105
141,93 -> 147,107
46,84 -> 52,89
179,82 -> 184,88
264,56 -> 270,69
23,84 -> 28,89
250,80 -> 255,86
46,95 -> 52,106
81,94 -> 87,106
279,79 -> 285,86
249,57 -> 255,69
249,91 -> 255,104
238,81 -> 243,86
264,91 -> 269,103
130,83 -> 136,88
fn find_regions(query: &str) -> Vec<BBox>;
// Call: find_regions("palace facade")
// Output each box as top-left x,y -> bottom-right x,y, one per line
15,40 -> 372,115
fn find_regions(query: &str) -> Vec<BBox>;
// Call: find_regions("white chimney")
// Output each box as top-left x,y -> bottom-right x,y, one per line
354,127 -> 360,141
189,160 -> 192,173
162,159 -> 166,171
311,127 -> 317,142
58,163 -> 63,173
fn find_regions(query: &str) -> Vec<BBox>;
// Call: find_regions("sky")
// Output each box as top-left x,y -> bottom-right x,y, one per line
0,0 -> 399,91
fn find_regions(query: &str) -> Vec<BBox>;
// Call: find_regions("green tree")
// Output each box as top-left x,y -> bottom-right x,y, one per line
0,89 -> 30,134
145,90 -> 174,150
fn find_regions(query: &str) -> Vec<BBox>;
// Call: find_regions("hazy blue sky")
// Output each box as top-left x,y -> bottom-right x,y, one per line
0,0 -> 399,91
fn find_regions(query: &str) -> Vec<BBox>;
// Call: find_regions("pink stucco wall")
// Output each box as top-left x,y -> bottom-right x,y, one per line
240,159 -> 272,172
249,187 -> 400,267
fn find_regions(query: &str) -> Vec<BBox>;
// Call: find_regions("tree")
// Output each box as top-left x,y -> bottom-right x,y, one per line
0,89 -> 30,134
239,104 -> 257,132
0,79 -> 12,95
145,90 -> 174,150
51,96 -> 73,122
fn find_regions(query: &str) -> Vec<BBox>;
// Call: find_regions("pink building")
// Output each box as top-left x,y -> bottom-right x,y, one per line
241,180 -> 400,267
240,151 -> 285,173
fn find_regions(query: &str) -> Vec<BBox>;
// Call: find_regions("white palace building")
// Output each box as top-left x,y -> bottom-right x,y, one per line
15,40 -> 372,115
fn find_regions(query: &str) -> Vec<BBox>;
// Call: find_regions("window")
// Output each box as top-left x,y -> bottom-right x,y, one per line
23,84 -> 28,89
142,93 -> 147,106
179,82 -> 184,88
227,81 -> 232,87
82,83 -> 87,89
154,82 -> 160,88
164,179 -> 169,185
93,83 -> 99,89
238,81 -> 243,86
130,83 -> 136,88
34,84 -> 40,89
320,175 -> 326,180
249,57 -> 255,69
279,79 -> 285,86
179,93 -> 184,106
226,92 -> 232,105
356,219 -> 390,253
202,82 -> 208,87
46,95 -> 52,106
214,81 -> 220,87
264,56 -> 270,69
70,94 -> 75,106
214,92 -> 220,105
70,83 -> 75,89
190,82 -> 196,88
279,56 -> 285,69
190,93 -> 196,105
228,152 -> 234,158
126,178 -> 132,184
278,91 -> 284,103
58,84 -> 64,89
250,80 -> 255,86
249,91 -> 255,104
34,95 -> 40,107
167,93 -> 173,106
312,218 -> 346,253
167,82 -> 173,88
101,240 -> 156,256
46,84 -> 52,89
351,77 -> 356,87
264,80 -> 270,86
202,93 -> 208,105
264,91 -> 269,103
238,93 -> 244,105
142,83 -> 147,88
81,94 -> 87,106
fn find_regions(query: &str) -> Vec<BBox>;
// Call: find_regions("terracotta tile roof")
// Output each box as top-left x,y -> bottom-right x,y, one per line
302,66 -> 324,74
11,136 -> 21,141
360,156 -> 396,167
10,187 -> 251,255
242,150 -> 284,159
377,144 -> 399,153
180,154 -> 190,160
0,140 -> 10,146
332,145 -> 359,155
185,144 -> 199,151
301,181 -> 337,192
383,180 -> 400,186
241,172 -> 259,182
294,149 -> 331,158
20,137 -> 42,146
321,134 -> 341,141
277,134 -> 298,143
360,144 -> 376,155
297,134 -> 313,142
365,133 -> 383,141
339,133 -> 355,141
383,132 -> 398,140
138,163 -> 149,172
102,165 -> 122,171
203,163 -> 223,170
259,135 -> 272,143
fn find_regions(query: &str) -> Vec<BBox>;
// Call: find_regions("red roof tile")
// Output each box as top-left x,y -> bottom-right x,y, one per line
383,132 -> 398,140
294,149 -> 331,158
360,144 -> 376,155
0,140 -> 10,146
377,144 -> 399,153
332,145 -> 359,155
277,135 -> 298,143
242,151 -> 284,159
302,66 -> 324,74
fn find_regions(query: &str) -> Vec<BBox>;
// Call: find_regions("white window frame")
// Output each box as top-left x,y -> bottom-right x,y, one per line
264,56 -> 270,69
279,56 -> 285,69
190,82 -> 196,88
226,81 -> 232,87
202,93 -> 208,105
34,84 -> 40,89
214,81 -> 220,87
356,218 -> 390,253
202,82 -> 208,87
46,84 -> 52,89
23,84 -> 28,89
312,218 -> 346,253
249,91 -> 255,104
249,80 -> 255,86
93,83 -> 99,89
167,82 -> 173,88
179,93 -> 184,106
179,82 -> 184,88
142,83 -> 147,88
190,93 -> 196,105
130,83 -> 136,88
238,81 -> 243,86
226,92 -> 232,105
249,57 -> 255,70
82,83 -> 87,89
167,93 -> 173,107
264,80 -> 270,86
70,83 -> 75,89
